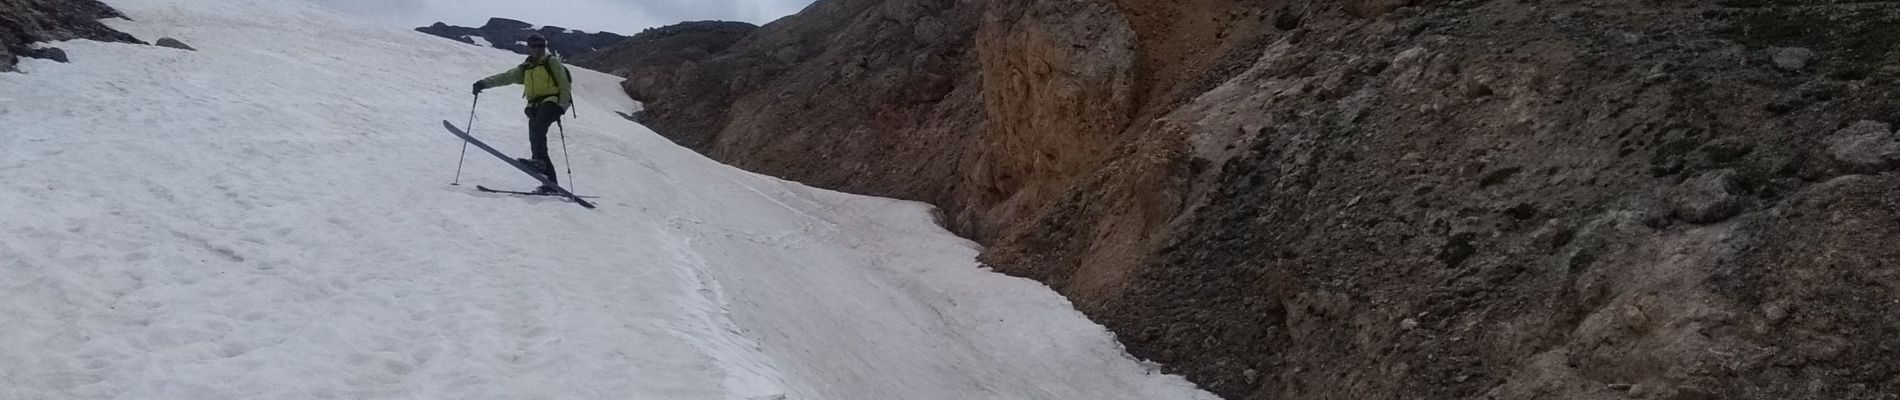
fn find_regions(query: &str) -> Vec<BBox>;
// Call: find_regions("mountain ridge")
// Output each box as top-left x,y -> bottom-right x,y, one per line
415,17 -> 626,59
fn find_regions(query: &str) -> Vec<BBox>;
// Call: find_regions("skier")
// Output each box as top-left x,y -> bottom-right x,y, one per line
471,33 -> 572,194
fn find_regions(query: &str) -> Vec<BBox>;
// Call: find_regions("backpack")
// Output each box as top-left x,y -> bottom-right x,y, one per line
521,54 -> 572,104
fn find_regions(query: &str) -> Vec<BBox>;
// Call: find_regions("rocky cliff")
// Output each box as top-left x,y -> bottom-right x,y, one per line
416,18 -> 626,59
598,0 -> 1900,399
0,0 -> 144,72
580,0 -> 990,212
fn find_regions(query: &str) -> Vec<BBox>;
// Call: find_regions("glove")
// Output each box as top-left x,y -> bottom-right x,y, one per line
471,81 -> 485,95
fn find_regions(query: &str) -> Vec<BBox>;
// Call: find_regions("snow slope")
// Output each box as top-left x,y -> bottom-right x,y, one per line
0,1 -> 1217,400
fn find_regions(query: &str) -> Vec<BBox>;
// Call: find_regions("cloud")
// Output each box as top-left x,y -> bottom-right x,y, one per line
308,0 -> 810,34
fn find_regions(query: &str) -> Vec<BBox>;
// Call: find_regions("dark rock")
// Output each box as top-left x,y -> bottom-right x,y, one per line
480,17 -> 532,31
18,46 -> 66,62
1274,5 -> 1303,30
1671,169 -> 1743,224
1437,233 -> 1479,268
415,18 -> 630,59
0,0 -> 143,71
1505,203 -> 1540,220
155,37 -> 195,51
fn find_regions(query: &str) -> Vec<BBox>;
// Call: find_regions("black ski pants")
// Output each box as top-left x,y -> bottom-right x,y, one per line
525,101 -> 564,185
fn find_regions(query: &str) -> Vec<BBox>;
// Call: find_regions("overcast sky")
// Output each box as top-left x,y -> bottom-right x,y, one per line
309,0 -> 813,34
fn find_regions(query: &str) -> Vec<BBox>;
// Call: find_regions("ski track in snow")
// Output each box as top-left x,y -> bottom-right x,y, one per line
0,1 -> 1219,400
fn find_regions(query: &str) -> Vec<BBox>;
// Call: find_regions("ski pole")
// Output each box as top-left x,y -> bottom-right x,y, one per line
557,119 -> 574,192
452,93 -> 479,185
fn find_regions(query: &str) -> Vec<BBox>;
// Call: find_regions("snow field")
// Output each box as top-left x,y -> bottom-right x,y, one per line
0,1 -> 1218,399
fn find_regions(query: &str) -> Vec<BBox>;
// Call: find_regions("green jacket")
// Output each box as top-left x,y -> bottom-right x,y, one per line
481,54 -> 573,107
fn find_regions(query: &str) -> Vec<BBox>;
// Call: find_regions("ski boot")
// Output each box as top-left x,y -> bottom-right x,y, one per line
515,158 -> 553,177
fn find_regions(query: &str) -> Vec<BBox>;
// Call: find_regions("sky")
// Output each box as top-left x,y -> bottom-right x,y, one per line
307,0 -> 813,34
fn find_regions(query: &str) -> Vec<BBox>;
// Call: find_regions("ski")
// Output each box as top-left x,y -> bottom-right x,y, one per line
477,185 -> 600,199
442,120 -> 597,209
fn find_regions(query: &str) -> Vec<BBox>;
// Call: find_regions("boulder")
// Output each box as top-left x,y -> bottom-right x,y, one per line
18,46 -> 66,62
1818,120 -> 1900,175
1671,169 -> 1744,224
1770,47 -> 1814,72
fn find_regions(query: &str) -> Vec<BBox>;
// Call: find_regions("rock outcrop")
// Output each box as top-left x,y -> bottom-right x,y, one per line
597,0 -> 1900,399
568,21 -> 756,124
570,21 -> 755,76
0,0 -> 144,71
415,18 -> 626,59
